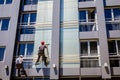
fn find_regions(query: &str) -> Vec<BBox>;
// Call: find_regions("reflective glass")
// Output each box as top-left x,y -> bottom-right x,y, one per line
118,40 -> 120,54
81,42 -> 88,56
22,14 -> 29,24
105,9 -> 112,21
1,19 -> 10,30
90,41 -> 97,55
6,0 -> 12,4
0,47 -> 5,61
113,8 -> 120,20
20,28 -> 35,34
106,24 -> 112,30
26,44 -> 34,56
108,40 -> 117,54
30,13 -> 36,24
0,0 -> 4,4
79,10 -> 86,22
19,44 -> 25,56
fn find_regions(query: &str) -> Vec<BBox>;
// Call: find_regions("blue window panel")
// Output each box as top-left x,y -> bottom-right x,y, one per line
30,13 -> 36,24
79,11 -> 86,22
6,0 -> 12,4
113,8 -> 120,20
0,47 -> 5,61
24,0 -> 38,5
105,9 -> 112,21
1,19 -> 10,30
33,0 -> 38,4
24,0 -> 32,5
26,44 -> 34,56
19,44 -> 25,56
22,14 -> 29,25
21,28 -> 35,34
0,0 -> 4,4
106,24 -> 112,30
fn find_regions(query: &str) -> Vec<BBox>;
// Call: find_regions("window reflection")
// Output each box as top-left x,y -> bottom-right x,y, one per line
0,18 -> 10,30
18,42 -> 34,57
0,47 -> 5,61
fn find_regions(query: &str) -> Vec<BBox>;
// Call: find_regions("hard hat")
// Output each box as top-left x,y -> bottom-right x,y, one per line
19,55 -> 23,58
41,41 -> 45,45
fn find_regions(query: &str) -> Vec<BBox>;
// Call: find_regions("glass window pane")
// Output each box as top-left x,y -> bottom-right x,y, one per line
22,14 -> 29,25
0,47 -> 5,61
19,44 -> 25,56
90,41 -> 97,55
0,0 -> 4,4
105,9 -> 112,21
108,40 -> 116,54
88,9 -> 95,22
81,42 -> 88,56
106,24 -> 112,30
117,40 -> 120,54
30,13 -> 36,24
20,28 -> 35,34
24,0 -> 31,5
26,44 -> 34,56
1,19 -> 10,30
6,0 -> 12,4
32,0 -> 38,4
110,60 -> 119,67
113,8 -> 120,20
79,10 -> 86,22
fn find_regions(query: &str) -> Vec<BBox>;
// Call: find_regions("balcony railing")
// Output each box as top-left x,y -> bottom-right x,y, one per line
81,57 -> 99,68
106,22 -> 120,31
79,23 -> 97,32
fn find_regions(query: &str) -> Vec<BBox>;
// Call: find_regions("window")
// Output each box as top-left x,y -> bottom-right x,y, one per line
6,0 -> 12,4
17,42 -> 34,57
0,0 -> 12,4
113,8 -> 120,20
20,12 -> 36,25
105,8 -> 120,21
105,9 -> 112,21
20,27 -> 35,34
24,0 -> 38,5
108,40 -> 120,55
0,47 -> 5,61
79,10 -> 86,22
0,18 -> 10,30
80,41 -> 98,56
79,9 -> 95,22
110,59 -> 120,67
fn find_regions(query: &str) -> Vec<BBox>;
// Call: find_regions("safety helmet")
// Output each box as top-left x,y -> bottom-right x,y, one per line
19,55 -> 23,58
41,41 -> 45,45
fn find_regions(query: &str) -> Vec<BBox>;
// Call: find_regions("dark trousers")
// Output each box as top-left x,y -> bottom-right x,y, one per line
16,64 -> 27,77
36,53 -> 47,66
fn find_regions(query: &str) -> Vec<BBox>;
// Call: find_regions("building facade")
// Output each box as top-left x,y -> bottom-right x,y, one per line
0,0 -> 120,80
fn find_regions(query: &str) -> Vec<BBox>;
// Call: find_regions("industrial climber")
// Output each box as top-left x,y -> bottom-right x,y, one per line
35,41 -> 49,66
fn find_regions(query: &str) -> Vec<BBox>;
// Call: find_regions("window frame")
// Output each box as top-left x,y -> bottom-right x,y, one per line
20,12 -> 37,25
0,18 -> 10,31
17,42 -> 34,57
80,40 -> 99,57
108,39 -> 120,55
0,46 -> 6,61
